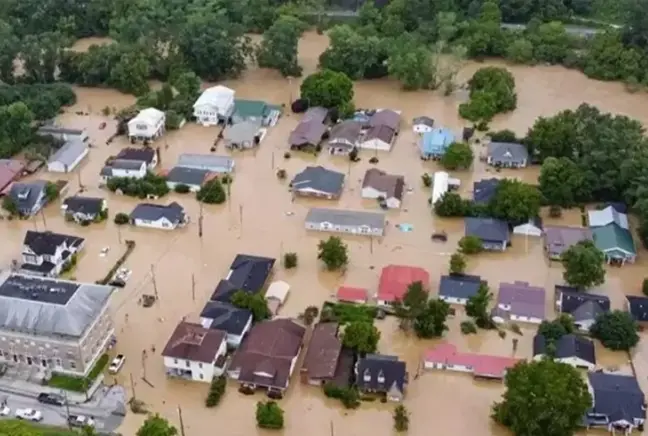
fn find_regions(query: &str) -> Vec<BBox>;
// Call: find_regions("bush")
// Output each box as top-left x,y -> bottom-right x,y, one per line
256,401 -> 284,429
549,204 -> 562,218
197,179 -> 226,204
460,320 -> 477,335
643,278 -> 648,297
114,212 -> 130,225
284,252 -> 298,269
421,173 -> 432,187
459,236 -> 483,254
205,376 -> 226,407
323,383 -> 360,409
277,169 -> 287,179
48,354 -> 109,392
107,172 -> 169,198
174,183 -> 191,194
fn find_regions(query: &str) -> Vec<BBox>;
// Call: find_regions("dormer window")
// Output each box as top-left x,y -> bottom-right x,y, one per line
363,368 -> 371,382
17,189 -> 30,200
377,370 -> 385,384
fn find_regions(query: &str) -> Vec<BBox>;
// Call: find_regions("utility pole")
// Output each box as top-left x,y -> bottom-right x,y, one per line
191,273 -> 195,301
330,420 -> 334,436
178,405 -> 187,436
198,202 -> 203,238
150,264 -> 158,300
141,349 -> 148,380
271,151 -> 275,169
117,225 -> 122,244
239,204 -> 243,232
63,390 -> 71,429
129,372 -> 137,401
40,208 -> 47,229
77,170 -> 83,191
370,237 -> 373,254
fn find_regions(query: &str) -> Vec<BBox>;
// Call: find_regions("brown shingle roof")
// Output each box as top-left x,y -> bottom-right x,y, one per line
289,120 -> 327,147
229,319 -> 305,389
0,159 -> 25,191
369,110 -> 400,130
301,323 -> 342,381
362,168 -> 405,201
364,125 -> 395,144
330,121 -> 362,143
161,322 -> 226,363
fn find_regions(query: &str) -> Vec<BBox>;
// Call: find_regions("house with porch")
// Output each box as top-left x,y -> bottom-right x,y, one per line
130,202 -> 188,230
438,274 -> 484,305
491,281 -> 546,324
61,196 -> 107,224
532,334 -> 596,370
193,85 -> 235,126
555,285 -> 610,332
7,181 -> 50,217
588,206 -> 636,265
586,372 -> 646,434
290,166 -> 345,199
47,139 -> 89,173
328,121 -> 362,155
465,217 -> 510,251
199,301 -> 253,349
305,208 -> 386,237
419,127 -> 455,160
361,168 -> 405,209
486,142 -> 528,168
127,108 -> 166,142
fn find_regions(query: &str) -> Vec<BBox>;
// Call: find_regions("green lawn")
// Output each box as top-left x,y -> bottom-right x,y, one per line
321,302 -> 377,325
0,419 -> 77,435
47,353 -> 109,392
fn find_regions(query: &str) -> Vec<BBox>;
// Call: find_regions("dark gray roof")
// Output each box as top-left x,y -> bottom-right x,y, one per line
465,217 -> 510,242
533,334 -> 596,364
166,166 -> 210,186
473,178 -> 500,204
438,274 -> 483,300
329,121 -> 362,143
413,116 -> 434,128
130,202 -> 185,224
9,181 -> 47,215
290,166 -> 345,196
63,196 -> 104,216
23,231 -> 84,256
116,147 -> 155,164
627,295 -> 648,322
588,372 -> 646,423
200,301 -> 252,336
556,285 -> 610,314
104,159 -> 146,172
487,142 -> 529,163
210,254 -> 276,303
289,120 -> 327,147
369,110 -> 400,130
571,300 -> 606,322
356,354 -> 407,394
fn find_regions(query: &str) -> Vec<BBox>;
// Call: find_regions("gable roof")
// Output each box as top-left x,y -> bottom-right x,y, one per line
571,300 -> 607,322
116,147 -> 156,164
211,254 -> 276,303
496,281 -> 546,319
289,120 -> 327,147
48,139 -> 87,167
329,121 -> 362,144
378,265 -> 429,303
413,116 -> 434,128
336,286 -> 368,303
129,108 -> 165,127
223,120 -> 261,144
232,99 -> 269,120
302,107 -> 328,124
362,169 -> 404,201
420,128 -> 455,154
363,125 -> 395,144
305,208 -> 386,230
193,85 -> 235,113
0,159 -> 25,191
465,217 -> 510,242
487,142 -> 528,163
130,202 -> 185,224
591,223 -> 636,256
423,342 -> 520,378
9,181 -> 47,215
588,372 -> 646,423
369,110 -> 400,130
103,159 -> 146,172
533,334 -> 596,364
162,321 -> 226,363
62,196 -> 104,216
176,154 -> 234,173
166,166 -> 210,187
199,301 -> 252,336
290,166 -> 345,196
438,274 -> 483,300
588,206 -> 629,229
473,178 -> 500,204
301,323 -> 342,380
356,354 -> 407,394
544,226 -> 593,257
23,231 -> 84,256
627,295 -> 648,322
556,285 -> 610,315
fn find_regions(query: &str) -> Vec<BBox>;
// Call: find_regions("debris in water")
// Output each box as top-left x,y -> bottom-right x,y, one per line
396,223 -> 413,232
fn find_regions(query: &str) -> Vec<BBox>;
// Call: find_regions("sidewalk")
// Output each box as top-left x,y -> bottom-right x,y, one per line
0,374 -> 103,404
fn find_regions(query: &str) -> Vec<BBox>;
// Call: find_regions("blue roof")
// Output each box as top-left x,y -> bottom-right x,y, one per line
588,372 -> 646,423
438,274 -> 483,299
465,217 -> 510,242
473,178 -> 500,204
420,128 -> 455,155
200,301 -> 252,336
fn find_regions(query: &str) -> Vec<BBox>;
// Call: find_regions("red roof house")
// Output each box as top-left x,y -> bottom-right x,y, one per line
0,159 -> 26,194
423,342 -> 520,380
377,265 -> 429,304
336,286 -> 368,304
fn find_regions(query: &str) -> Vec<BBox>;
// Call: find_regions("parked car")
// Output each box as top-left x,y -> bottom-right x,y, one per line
68,414 -> 95,428
0,405 -> 10,416
16,408 -> 43,421
109,354 -> 126,374
37,392 -> 65,406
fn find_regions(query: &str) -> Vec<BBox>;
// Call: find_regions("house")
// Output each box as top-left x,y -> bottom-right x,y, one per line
465,217 -> 510,251
193,85 -> 236,125
290,166 -> 345,199
289,107 -> 328,149
359,125 -> 396,151
305,208 -> 386,237
555,285 -> 610,332
130,202 -> 188,230
231,99 -> 281,126
369,109 -> 400,131
61,196 -> 107,223
412,116 -> 434,134
423,342 -> 519,380
227,318 -> 306,395
328,121 -> 362,155
37,126 -> 88,143
199,301 -> 253,349
47,139 -> 89,173
419,128 -> 455,159
100,159 -> 147,183
165,166 -> 211,192
336,286 -> 368,304
0,272 -> 114,377
486,142 -> 528,168
176,154 -> 235,174
431,171 -> 449,205
532,334 -> 596,370
586,372 -> 646,433
591,223 -> 637,265
210,254 -> 276,303
438,274 -> 484,305
543,226 -> 593,260
361,169 -> 405,209
0,160 -> 26,193
7,181 -> 49,216
473,178 -> 500,205
116,147 -> 158,169
223,120 -> 263,150
162,321 -> 228,382
265,280 -> 290,316
356,354 -> 407,401
20,230 -> 85,277
491,281 -> 546,324
127,108 -> 166,142
626,296 -> 648,323
513,217 -> 543,237
300,323 -> 342,385
377,265 -> 429,307
588,206 -> 629,229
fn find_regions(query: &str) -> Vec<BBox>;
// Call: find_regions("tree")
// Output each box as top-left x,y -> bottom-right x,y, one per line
393,405 -> 409,431
319,25 -> 386,80
538,157 -> 590,207
537,314 -> 575,342
205,375 -> 227,407
459,236 -> 483,255
506,38 -> 534,64
108,48 -> 150,95
231,291 -> 271,321
137,414 -> 178,436
590,311 -> 639,351
386,35 -> 436,90
317,236 -> 349,270
283,252 -> 298,269
489,179 -> 541,224
449,253 -> 466,274
114,212 -> 130,225
300,70 -> 354,115
440,142 -> 474,170
434,192 -> 467,217
197,179 -> 226,204
643,278 -> 648,296
171,70 -> 201,98
2,197 -> 18,216
392,281 -> 429,330
413,299 -> 451,338
493,359 -> 591,436
324,383 -> 360,409
466,283 -> 493,328
459,66 -> 517,122
341,321 -> 380,354
256,401 -> 284,430
174,183 -> 190,194
165,111 -> 183,130
256,15 -> 306,77
561,240 -> 606,289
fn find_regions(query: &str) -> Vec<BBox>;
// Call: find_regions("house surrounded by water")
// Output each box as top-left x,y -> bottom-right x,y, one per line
193,85 -> 235,126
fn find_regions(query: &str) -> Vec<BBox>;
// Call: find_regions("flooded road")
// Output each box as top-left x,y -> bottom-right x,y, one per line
2,33 -> 645,435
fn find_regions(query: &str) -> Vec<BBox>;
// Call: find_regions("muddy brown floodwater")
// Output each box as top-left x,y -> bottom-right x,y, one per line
4,32 -> 645,435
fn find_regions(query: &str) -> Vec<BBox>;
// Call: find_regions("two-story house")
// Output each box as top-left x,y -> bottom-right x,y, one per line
356,354 -> 407,402
20,231 -> 85,277
100,160 -> 147,184
127,108 -> 166,143
7,181 -> 49,217
61,196 -> 107,224
193,86 -> 235,126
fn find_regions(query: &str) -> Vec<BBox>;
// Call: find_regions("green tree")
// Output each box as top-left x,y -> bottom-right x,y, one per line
583,31 -> 643,82
529,21 -> 571,64
506,38 -> 534,64
0,419 -> 42,435
561,240 -> 606,289
137,414 -> 178,436
231,291 -> 271,321
460,66 -> 517,122
342,321 -> 381,354
590,311 -> 639,351
317,236 -> 349,270
2,197 -> 18,216
393,404 -> 409,431
489,179 -> 541,224
462,1 -> 506,59
440,142 -> 474,170
493,359 -> 591,436
257,15 -> 306,77
386,35 -> 436,90
300,69 -> 354,114
108,48 -> 151,95
197,179 -> 226,204
44,182 -> 59,202
0,102 -> 35,157
284,252 -> 298,269
319,25 -> 385,80
643,278 -> 648,296
393,281 -> 429,331
114,212 -> 130,225
434,192 -> 467,217
537,314 -> 576,342
458,235 -> 483,255
413,299 -> 451,338
256,401 -> 284,429
466,283 -> 493,328
205,375 -> 227,407
449,253 -> 466,274
538,157 -> 590,207
171,70 -> 201,98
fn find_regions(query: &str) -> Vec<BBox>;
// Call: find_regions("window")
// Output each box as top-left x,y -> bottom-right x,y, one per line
69,361 -> 77,369
185,360 -> 190,368
198,363 -> 203,369
55,359 -> 62,367
26,356 -> 32,365
174,359 -> 178,364
199,374 -> 204,380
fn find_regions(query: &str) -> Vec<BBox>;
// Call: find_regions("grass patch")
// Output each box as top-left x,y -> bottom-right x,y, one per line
0,419 -> 77,435
320,301 -> 377,325
48,353 -> 109,392
97,240 -> 136,285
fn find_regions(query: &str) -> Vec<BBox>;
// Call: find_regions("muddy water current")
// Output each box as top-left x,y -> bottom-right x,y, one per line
4,32 -> 648,435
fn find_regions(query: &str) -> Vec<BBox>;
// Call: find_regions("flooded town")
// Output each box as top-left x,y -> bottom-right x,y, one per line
1,28 -> 648,436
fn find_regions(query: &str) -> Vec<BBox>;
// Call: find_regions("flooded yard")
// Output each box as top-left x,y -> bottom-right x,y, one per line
1,32 -> 646,435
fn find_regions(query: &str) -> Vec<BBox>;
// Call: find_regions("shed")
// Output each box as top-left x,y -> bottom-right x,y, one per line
266,280 -> 290,315
513,217 -> 543,237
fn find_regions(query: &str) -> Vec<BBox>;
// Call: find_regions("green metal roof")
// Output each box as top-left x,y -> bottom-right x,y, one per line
233,99 -> 269,119
591,223 -> 636,257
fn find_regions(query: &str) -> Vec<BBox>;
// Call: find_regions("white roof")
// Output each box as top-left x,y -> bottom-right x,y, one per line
431,172 -> 449,204
265,280 -> 290,303
193,86 -> 235,111
588,206 -> 629,229
128,108 -> 165,127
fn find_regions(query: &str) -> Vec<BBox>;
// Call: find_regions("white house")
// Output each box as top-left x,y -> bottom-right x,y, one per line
431,171 -> 449,205
412,116 -> 434,134
100,159 -> 147,183
513,217 -> 543,237
37,126 -> 88,143
193,86 -> 236,126
61,196 -> 107,224
532,334 -> 596,370
47,139 -> 89,173
162,322 -> 228,383
361,168 -> 405,209
130,202 -> 188,230
127,108 -> 166,142
491,281 -> 546,324
359,125 -> 395,151
20,230 -> 85,277
305,208 -> 386,237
